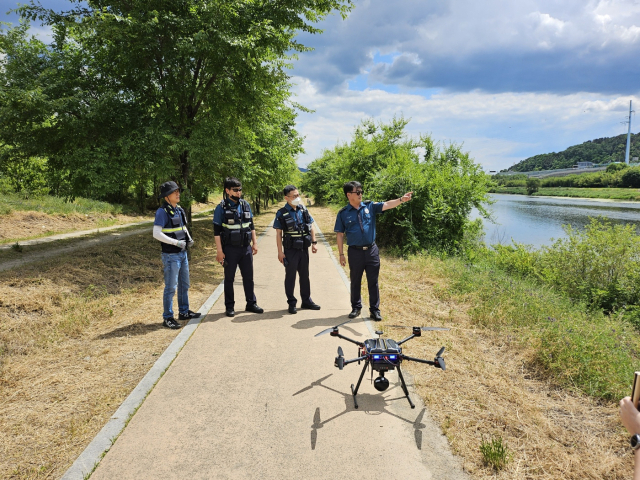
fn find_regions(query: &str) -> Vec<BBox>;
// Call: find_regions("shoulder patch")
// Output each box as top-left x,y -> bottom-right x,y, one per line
338,205 -> 348,213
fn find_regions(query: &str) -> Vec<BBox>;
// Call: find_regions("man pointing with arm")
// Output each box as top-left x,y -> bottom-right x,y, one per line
334,181 -> 412,321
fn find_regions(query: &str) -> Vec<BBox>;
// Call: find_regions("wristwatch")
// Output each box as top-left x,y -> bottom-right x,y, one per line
311,241 -> 318,245
630,434 -> 640,450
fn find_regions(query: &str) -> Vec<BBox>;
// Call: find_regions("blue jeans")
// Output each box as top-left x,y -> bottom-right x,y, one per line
161,251 -> 191,320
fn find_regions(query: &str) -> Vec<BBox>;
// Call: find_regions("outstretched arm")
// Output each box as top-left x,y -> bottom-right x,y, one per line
382,192 -> 413,211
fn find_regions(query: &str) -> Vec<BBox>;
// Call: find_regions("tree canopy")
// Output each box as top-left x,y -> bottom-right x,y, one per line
0,0 -> 352,212
301,117 -> 492,254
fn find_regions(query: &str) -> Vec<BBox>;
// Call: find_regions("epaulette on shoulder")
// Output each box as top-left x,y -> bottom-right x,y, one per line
338,205 -> 348,213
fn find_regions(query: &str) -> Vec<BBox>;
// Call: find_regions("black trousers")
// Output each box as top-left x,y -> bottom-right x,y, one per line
347,244 -> 380,312
284,247 -> 312,306
223,245 -> 257,309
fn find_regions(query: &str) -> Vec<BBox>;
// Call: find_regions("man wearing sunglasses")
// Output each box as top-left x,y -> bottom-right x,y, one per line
213,177 -> 263,317
334,181 -> 413,321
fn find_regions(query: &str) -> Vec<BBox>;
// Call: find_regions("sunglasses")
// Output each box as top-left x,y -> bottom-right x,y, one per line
349,190 -> 363,195
231,188 -> 242,192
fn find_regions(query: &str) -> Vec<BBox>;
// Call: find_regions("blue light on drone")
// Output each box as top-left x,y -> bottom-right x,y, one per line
373,355 -> 381,360
389,355 -> 397,360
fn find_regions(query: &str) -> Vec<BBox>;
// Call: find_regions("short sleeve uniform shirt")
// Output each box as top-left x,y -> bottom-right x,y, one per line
213,199 -> 253,226
334,201 -> 384,246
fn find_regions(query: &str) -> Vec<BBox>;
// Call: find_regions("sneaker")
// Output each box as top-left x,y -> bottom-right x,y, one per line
163,317 -> 181,329
245,303 -> 264,314
178,310 -> 201,320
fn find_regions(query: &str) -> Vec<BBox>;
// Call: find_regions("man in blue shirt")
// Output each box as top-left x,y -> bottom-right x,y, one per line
213,177 -> 263,317
153,181 -> 201,329
273,185 -> 320,314
334,181 -> 413,321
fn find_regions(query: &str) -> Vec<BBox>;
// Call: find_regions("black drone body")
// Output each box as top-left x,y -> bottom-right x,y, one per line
315,322 -> 448,409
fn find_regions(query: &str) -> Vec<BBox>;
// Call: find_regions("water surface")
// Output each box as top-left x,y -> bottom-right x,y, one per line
472,194 -> 640,247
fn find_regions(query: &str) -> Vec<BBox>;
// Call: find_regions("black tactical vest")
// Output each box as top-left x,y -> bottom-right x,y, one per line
220,199 -> 252,247
159,203 -> 188,253
279,206 -> 312,250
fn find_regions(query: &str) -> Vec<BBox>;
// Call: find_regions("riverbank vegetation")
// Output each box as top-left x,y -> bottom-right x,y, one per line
301,117 -> 492,254
490,186 -> 640,200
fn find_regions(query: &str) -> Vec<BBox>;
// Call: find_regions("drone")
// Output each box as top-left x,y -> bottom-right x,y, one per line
315,320 -> 448,409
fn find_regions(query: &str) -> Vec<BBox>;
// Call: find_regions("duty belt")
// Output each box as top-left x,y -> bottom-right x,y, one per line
349,243 -> 376,250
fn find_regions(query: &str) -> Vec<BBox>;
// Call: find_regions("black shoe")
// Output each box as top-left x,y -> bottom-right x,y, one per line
288,305 -> 297,314
245,303 -> 264,314
225,309 -> 235,317
370,310 -> 382,321
163,317 -> 181,329
348,308 -> 361,319
300,302 -> 321,310
178,310 -> 201,320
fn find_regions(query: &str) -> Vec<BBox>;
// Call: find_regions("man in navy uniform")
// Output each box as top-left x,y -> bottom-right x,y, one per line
334,181 -> 412,321
213,177 -> 263,317
274,185 -> 321,314
153,181 -> 201,329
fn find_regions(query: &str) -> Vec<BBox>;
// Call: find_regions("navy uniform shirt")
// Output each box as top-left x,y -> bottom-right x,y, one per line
334,200 -> 385,246
213,198 -> 253,226
154,203 -> 185,230
273,203 -> 315,230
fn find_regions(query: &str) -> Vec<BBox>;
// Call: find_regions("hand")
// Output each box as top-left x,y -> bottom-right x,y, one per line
216,251 -> 225,263
252,244 -> 258,255
187,240 -> 194,248
339,253 -> 346,267
278,251 -> 286,264
620,397 -> 640,435
401,191 -> 413,203
312,244 -> 318,254
176,240 -> 187,250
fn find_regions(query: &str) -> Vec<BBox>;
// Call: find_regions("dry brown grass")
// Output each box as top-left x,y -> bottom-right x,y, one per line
1,210 -> 153,244
310,204 -> 632,479
0,201 -> 278,480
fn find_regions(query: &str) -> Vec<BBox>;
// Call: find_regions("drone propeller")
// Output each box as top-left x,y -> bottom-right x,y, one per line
314,319 -> 353,337
335,346 -> 345,370
435,346 -> 446,371
387,325 -> 450,331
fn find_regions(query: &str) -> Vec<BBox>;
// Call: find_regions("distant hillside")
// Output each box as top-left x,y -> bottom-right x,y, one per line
298,167 -> 308,173
506,132 -> 640,172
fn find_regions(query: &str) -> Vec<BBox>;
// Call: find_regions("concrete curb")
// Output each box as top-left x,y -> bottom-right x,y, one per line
313,222 -> 376,337
61,220 -> 273,480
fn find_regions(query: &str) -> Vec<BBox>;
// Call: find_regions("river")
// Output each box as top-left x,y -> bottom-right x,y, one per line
472,193 -> 640,248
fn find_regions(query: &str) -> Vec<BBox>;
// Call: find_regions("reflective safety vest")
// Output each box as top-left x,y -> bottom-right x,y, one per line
279,206 -> 312,250
159,203 -> 189,253
220,199 -> 252,247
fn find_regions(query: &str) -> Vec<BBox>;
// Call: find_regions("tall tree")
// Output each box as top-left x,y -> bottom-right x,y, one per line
1,0 -> 352,210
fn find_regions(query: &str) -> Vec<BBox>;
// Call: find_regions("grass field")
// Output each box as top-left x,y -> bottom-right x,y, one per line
490,186 -> 640,200
309,204 -> 633,479
0,200 -> 278,480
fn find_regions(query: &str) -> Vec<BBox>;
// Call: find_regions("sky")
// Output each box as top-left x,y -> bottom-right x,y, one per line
2,0 -> 639,171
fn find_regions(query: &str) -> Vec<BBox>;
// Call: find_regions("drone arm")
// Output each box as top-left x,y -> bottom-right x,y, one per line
402,355 -> 437,367
396,334 -> 416,346
332,332 -> 364,347
343,355 -> 367,366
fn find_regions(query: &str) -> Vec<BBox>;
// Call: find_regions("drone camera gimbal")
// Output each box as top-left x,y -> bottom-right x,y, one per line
317,321 -> 448,409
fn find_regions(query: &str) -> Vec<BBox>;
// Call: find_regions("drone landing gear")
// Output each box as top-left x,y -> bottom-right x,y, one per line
350,361 -> 415,409
396,365 -> 415,409
351,360 -> 369,409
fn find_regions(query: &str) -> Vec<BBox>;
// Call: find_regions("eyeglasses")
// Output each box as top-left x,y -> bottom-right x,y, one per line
349,190 -> 363,195
231,188 -> 242,192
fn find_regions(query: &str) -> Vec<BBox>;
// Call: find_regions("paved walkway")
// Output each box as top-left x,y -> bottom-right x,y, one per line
88,226 -> 467,479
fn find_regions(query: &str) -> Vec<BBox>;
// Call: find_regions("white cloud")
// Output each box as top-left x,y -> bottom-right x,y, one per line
292,76 -> 639,171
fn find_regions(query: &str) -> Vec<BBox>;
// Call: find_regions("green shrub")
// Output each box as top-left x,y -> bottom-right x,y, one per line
621,167 -> 640,188
480,435 -> 511,470
526,177 -> 540,194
